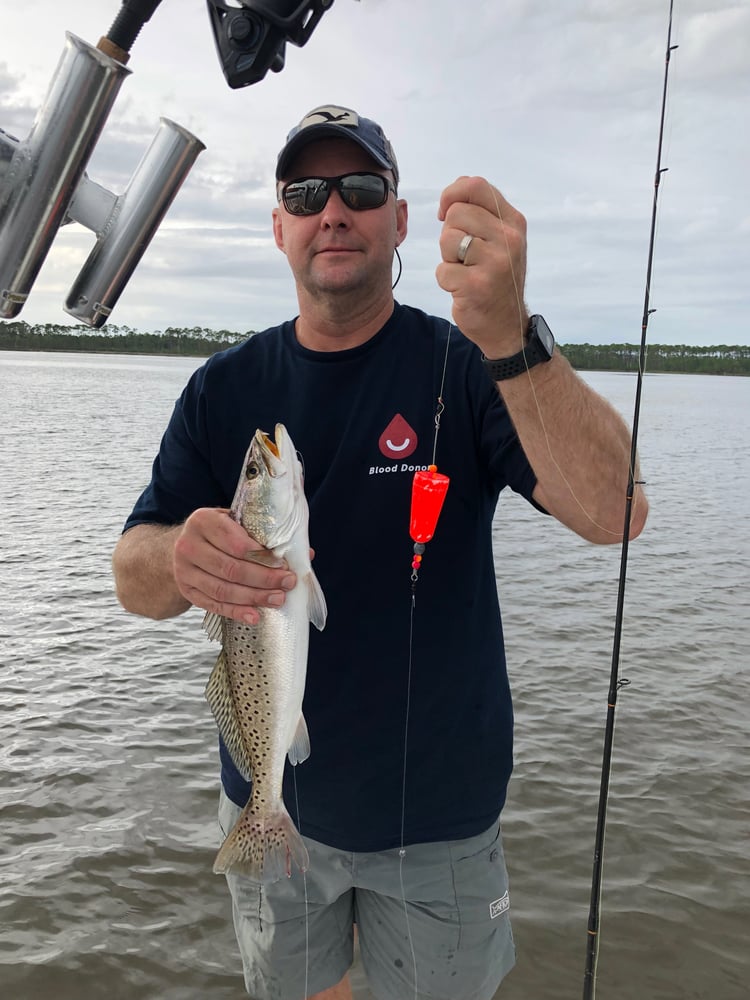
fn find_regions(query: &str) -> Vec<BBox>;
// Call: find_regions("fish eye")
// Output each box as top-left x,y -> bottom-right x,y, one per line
245,462 -> 260,480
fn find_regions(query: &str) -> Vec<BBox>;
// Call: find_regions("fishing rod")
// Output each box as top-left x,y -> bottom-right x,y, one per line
582,3 -> 677,997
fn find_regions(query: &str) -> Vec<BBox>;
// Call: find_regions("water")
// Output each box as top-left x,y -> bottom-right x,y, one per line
1,351 -> 748,1000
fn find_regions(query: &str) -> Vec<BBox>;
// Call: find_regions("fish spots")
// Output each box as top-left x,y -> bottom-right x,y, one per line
206,424 -> 319,880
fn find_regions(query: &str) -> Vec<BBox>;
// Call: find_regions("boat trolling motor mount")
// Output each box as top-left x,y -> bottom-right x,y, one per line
0,0 -> 341,326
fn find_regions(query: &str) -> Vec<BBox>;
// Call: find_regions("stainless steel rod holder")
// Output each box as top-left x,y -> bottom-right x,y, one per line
65,119 -> 205,327
0,31 -> 204,326
0,34 -> 130,319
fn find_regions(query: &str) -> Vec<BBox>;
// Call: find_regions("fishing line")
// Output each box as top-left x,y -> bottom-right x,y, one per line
583,4 -> 677,997
485,185 -> 641,538
398,593 -> 419,999
431,324 -> 451,467
398,322 -> 453,1000
398,1 -> 675,972
292,767 -> 310,1000
429,5 -> 673,992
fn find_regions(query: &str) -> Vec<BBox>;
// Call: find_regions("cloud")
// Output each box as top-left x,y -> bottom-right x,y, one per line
0,1 -> 747,344
0,63 -> 37,132
679,5 -> 750,82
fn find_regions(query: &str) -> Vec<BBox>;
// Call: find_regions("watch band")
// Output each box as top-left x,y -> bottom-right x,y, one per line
481,315 -> 554,381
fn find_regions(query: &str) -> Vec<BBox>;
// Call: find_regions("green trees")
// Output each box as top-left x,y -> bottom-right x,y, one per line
1,322 -> 748,373
0,322 -> 249,356
558,342 -> 750,375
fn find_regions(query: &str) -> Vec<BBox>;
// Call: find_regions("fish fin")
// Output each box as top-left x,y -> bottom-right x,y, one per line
246,550 -> 285,569
305,570 -> 327,631
202,611 -> 223,643
287,713 -> 311,765
204,650 -> 253,781
213,803 -> 309,883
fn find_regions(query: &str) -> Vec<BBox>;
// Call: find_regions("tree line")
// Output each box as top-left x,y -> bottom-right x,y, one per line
1,321 -> 748,374
559,342 -> 750,375
0,322 -> 248,357
560,344 -> 750,375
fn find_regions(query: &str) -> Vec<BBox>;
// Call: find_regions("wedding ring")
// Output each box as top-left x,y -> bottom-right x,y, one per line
457,233 -> 474,264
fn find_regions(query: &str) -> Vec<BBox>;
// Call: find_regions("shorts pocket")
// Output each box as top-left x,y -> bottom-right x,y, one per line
450,816 -> 503,864
449,820 -> 512,947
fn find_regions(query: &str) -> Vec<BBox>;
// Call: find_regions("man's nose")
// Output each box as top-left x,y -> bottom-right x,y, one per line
319,187 -> 350,227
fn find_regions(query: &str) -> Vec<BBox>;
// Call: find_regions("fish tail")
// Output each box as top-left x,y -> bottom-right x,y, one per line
213,803 -> 309,883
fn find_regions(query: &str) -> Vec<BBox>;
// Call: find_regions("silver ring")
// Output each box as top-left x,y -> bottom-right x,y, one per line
457,233 -> 474,264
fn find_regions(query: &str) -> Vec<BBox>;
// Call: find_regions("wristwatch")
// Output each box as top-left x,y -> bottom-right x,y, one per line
481,314 -> 555,381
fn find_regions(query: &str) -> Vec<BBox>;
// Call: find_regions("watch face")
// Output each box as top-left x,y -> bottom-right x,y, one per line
534,316 -> 555,356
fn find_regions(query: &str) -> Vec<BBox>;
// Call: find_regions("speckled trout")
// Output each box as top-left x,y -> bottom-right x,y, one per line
203,423 -> 326,881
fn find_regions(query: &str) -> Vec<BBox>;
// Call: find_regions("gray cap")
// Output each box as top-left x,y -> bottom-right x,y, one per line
276,105 -> 399,187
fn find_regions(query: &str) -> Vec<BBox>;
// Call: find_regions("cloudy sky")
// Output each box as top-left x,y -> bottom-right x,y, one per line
1,0 -> 747,344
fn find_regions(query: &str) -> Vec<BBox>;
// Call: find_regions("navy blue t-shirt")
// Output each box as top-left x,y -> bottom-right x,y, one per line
124,303 -> 538,851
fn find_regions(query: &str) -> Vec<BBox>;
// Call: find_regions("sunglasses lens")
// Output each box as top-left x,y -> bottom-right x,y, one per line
339,174 -> 388,210
282,174 -> 391,216
283,179 -> 330,216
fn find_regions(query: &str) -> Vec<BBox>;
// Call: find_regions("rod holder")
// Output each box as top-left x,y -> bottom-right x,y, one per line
65,119 -> 205,327
0,31 -> 204,326
0,34 -> 129,318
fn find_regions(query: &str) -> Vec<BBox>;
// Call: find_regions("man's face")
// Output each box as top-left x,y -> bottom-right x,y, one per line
272,138 -> 407,304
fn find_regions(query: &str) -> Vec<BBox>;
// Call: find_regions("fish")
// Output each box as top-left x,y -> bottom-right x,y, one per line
203,423 -> 326,882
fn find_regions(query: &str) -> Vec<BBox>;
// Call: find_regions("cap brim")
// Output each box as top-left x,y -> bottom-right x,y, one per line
276,125 -> 394,180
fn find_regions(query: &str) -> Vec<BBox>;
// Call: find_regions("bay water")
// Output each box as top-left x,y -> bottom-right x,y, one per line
1,351 -> 748,999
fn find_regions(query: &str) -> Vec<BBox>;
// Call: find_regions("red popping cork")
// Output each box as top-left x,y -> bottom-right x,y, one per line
409,465 -> 450,544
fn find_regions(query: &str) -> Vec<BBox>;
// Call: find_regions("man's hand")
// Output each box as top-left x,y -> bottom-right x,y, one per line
173,508 -> 297,625
112,511 -> 299,624
436,176 -> 529,359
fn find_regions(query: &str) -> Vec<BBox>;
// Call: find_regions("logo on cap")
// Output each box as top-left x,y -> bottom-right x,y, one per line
298,106 -> 359,130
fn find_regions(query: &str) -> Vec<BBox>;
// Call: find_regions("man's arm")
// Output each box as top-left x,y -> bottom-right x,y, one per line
436,175 -> 648,544
112,509 -> 297,624
113,523 -> 191,620
494,350 -> 646,543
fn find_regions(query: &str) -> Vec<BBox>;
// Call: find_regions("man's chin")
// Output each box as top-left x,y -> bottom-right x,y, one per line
308,265 -> 367,295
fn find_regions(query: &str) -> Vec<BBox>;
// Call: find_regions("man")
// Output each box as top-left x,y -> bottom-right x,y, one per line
113,105 -> 647,1000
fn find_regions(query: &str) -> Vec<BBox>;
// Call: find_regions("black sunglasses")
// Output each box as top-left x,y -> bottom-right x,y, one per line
280,172 -> 396,217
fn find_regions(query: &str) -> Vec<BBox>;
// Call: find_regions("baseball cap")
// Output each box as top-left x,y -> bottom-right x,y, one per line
276,105 -> 399,187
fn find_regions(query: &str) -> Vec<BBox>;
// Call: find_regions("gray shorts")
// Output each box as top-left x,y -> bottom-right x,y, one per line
218,790 -> 515,1000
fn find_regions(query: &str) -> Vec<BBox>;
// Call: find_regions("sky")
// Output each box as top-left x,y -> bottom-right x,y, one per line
0,0 -> 747,345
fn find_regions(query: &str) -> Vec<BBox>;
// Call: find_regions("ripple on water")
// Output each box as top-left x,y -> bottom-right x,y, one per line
2,361 -> 748,999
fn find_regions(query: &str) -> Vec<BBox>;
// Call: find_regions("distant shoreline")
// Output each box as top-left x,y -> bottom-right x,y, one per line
1,324 -> 748,375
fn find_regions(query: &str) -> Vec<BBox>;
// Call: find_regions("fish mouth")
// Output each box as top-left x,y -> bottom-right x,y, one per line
261,433 -> 279,459
255,425 -> 288,476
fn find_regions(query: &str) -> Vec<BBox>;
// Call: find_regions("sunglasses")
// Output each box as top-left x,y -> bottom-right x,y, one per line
280,172 -> 396,216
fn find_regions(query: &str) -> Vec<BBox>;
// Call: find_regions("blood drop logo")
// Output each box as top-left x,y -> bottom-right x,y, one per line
378,414 -> 418,460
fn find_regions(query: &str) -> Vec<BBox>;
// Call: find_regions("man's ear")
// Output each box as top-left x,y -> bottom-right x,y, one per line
272,208 -> 286,253
395,198 -> 408,247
